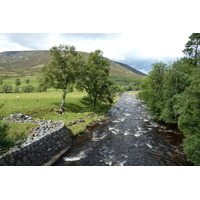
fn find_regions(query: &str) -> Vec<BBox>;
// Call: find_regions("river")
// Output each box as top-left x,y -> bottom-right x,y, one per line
53,94 -> 192,166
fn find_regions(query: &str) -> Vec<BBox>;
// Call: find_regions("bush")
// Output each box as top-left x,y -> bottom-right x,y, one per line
1,84 -> 13,93
21,85 -> 35,93
183,134 -> 200,165
0,123 -> 14,152
35,85 -> 47,92
14,86 -> 20,93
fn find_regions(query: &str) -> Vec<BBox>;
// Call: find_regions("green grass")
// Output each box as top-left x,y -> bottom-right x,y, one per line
2,121 -> 38,140
0,89 -> 113,136
2,75 -> 39,88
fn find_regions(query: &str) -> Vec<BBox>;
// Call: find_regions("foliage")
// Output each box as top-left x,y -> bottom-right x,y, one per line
14,86 -> 20,93
183,33 -> 200,66
25,79 -> 30,84
77,50 -> 116,107
21,84 -> 35,93
15,78 -> 21,87
1,84 -> 13,93
182,134 -> 200,165
41,45 -> 82,112
138,33 -> 200,165
111,76 -> 142,93
0,78 -> 3,86
0,122 -> 14,152
35,78 -> 47,92
160,59 -> 192,124
138,62 -> 166,119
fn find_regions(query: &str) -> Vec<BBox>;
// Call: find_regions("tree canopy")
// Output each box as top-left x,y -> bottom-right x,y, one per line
41,44 -> 83,112
77,50 -> 116,107
183,33 -> 200,66
138,33 -> 200,165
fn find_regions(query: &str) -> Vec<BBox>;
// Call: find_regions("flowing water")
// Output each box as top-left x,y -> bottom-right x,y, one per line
53,94 -> 192,166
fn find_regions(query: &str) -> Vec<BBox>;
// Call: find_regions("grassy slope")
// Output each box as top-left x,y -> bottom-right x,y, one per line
0,51 -> 144,78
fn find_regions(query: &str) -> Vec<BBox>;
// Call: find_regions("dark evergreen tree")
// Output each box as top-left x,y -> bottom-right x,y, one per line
183,33 -> 200,66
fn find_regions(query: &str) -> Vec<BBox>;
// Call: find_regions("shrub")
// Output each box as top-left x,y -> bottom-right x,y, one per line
1,84 -> 13,93
21,85 -> 35,93
0,123 -> 14,152
14,86 -> 20,93
35,84 -> 47,92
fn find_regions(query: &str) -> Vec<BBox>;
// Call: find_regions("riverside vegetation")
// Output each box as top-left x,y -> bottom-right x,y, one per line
0,45 -> 143,155
138,33 -> 200,165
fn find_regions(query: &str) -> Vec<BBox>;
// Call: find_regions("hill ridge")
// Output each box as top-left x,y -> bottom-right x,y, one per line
0,50 -> 145,78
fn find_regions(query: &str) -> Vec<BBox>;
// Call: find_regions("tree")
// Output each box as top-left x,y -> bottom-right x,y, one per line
0,78 -> 3,86
25,79 -> 30,84
138,62 -> 166,119
183,33 -> 200,66
0,122 -> 14,152
77,50 -> 115,107
14,87 -> 20,93
15,78 -> 21,87
177,67 -> 200,165
160,59 -> 192,124
2,84 -> 13,93
41,44 -> 82,112
21,85 -> 35,93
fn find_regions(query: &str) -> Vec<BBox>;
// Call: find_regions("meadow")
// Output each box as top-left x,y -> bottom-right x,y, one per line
0,88 -> 113,138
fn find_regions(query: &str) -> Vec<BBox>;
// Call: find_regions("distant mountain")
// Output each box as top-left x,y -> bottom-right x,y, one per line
0,50 -> 146,78
113,61 -> 146,76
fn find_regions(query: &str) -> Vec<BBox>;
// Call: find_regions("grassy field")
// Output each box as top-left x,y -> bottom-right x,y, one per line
2,75 -> 39,88
0,89 -> 114,137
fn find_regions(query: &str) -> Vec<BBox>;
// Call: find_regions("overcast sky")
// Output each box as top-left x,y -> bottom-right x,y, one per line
0,33 -> 191,74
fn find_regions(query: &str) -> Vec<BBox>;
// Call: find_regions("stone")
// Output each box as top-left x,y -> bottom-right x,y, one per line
17,113 -> 24,118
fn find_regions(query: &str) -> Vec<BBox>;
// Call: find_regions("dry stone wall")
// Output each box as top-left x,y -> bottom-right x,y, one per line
0,114 -> 72,166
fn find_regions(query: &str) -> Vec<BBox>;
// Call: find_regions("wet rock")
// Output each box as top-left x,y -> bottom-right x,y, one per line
86,113 -> 95,117
67,118 -> 85,126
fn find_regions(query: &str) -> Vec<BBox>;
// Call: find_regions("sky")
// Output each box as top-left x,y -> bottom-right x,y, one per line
0,33 -> 191,74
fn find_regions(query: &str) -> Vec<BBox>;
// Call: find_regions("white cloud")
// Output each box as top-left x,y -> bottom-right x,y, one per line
0,33 -> 190,60
0,35 -> 31,52
0,32 -> 192,73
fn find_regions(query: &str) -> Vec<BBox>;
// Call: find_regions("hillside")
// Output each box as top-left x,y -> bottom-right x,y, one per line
0,50 -> 145,78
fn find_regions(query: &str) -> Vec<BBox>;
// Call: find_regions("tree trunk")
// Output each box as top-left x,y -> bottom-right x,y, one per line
60,89 -> 67,112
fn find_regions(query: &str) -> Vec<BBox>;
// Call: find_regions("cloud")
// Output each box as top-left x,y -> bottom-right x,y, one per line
0,33 -> 191,73
1,33 -> 49,50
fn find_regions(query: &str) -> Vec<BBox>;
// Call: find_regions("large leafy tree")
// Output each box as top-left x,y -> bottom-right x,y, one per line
177,67 -> 200,165
138,62 -> 166,120
160,59 -> 192,124
138,33 -> 200,165
183,33 -> 200,66
41,45 -> 82,112
77,50 -> 115,107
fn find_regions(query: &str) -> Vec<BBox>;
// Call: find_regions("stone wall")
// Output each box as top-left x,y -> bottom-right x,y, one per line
0,122 -> 72,166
